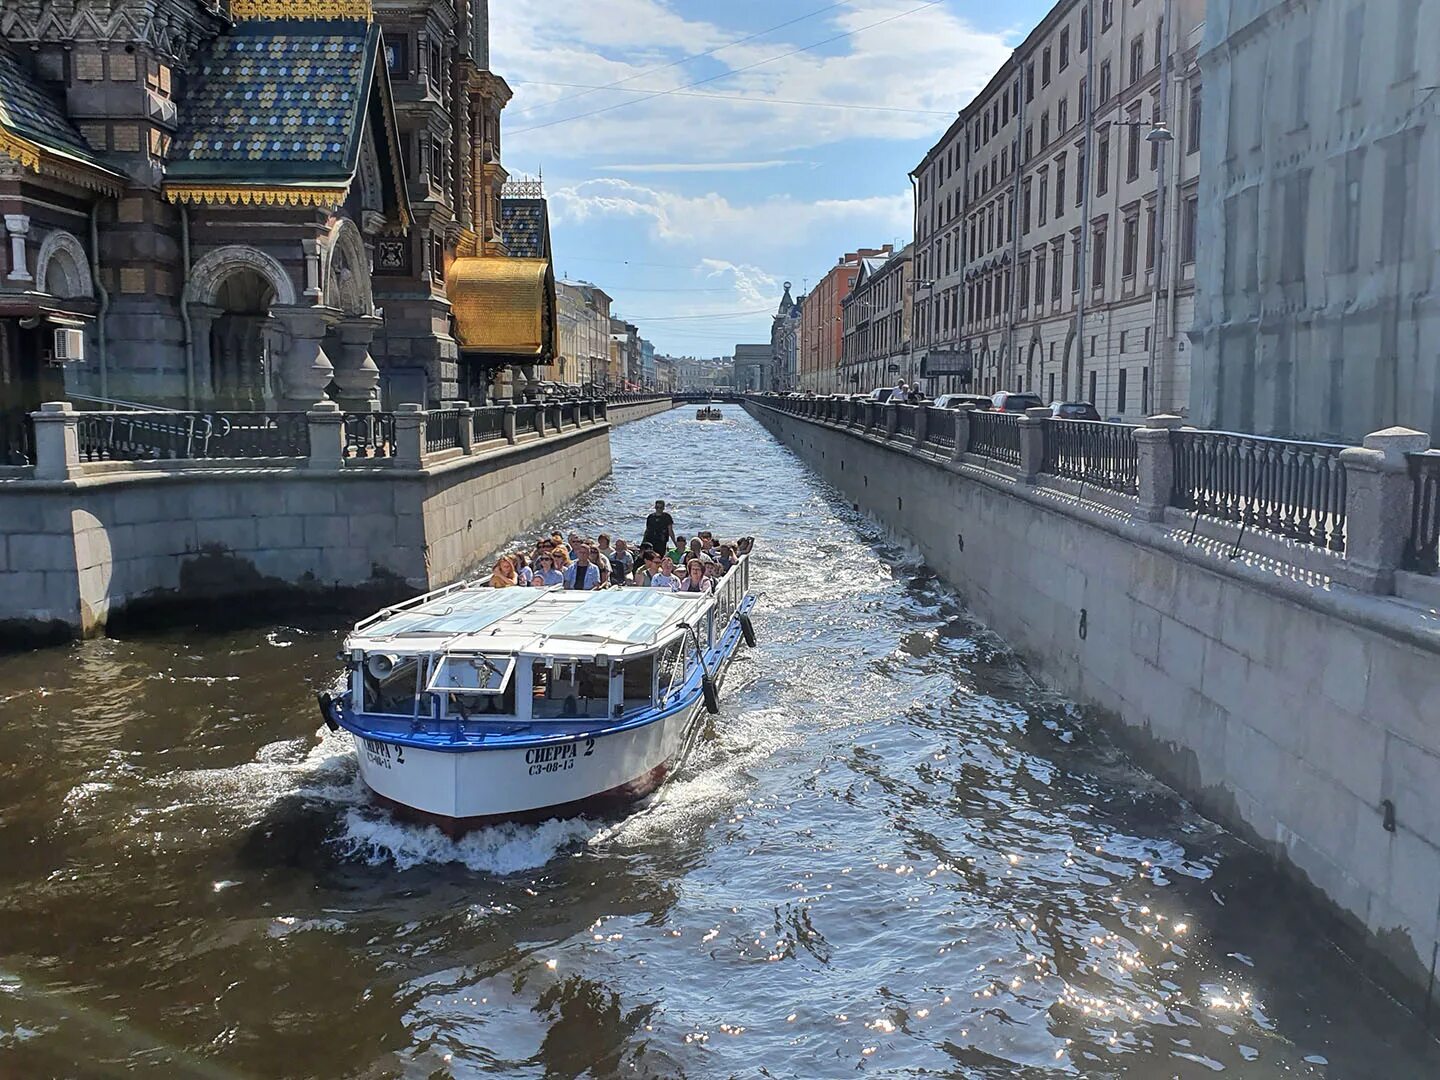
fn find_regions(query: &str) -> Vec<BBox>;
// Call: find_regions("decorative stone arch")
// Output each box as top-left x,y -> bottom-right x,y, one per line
184,244 -> 297,308
34,229 -> 93,299
322,217 -> 375,317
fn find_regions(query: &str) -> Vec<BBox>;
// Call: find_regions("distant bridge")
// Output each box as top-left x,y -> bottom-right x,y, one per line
673,392 -> 744,404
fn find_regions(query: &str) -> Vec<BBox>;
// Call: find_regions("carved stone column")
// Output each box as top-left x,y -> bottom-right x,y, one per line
271,304 -> 339,410
187,302 -> 223,405
4,214 -> 31,282
330,315 -> 383,412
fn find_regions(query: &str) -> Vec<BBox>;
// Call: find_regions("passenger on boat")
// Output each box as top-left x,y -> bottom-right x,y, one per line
650,557 -> 680,590
643,499 -> 676,552
490,556 -> 518,588
676,558 -> 711,593
633,549 -> 659,586
610,539 -> 634,585
669,535 -> 688,563
532,554 -> 564,586
513,552 -> 533,585
717,544 -> 737,572
563,547 -> 602,590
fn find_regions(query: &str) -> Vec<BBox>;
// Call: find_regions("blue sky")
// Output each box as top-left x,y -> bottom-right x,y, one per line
494,1 -> 1052,359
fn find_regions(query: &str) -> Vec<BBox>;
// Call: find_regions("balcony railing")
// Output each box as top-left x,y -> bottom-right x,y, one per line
342,412 -> 396,459
1404,451 -> 1440,574
424,409 -> 463,454
76,410 -> 309,462
967,411 -> 1022,467
1171,430 -> 1347,552
1043,419 -> 1139,495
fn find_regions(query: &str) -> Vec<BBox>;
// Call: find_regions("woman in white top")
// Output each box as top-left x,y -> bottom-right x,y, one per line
676,558 -> 710,593
649,556 -> 680,591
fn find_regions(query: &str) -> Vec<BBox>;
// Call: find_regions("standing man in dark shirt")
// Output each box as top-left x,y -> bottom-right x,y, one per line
642,499 -> 675,553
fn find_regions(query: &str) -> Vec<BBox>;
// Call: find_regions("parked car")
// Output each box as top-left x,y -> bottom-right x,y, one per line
1049,400 -> 1102,420
932,394 -> 993,411
869,387 -> 899,403
990,391 -> 1046,413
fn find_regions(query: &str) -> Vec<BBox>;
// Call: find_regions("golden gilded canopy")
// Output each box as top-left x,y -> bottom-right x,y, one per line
449,257 -> 553,357
229,0 -> 372,20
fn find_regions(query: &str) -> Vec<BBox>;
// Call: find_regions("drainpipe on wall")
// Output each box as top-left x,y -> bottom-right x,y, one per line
180,204 -> 195,408
89,204 -> 109,401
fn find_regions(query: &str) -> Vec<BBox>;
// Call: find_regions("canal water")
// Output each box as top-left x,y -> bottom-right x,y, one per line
1,404 -> 1436,1079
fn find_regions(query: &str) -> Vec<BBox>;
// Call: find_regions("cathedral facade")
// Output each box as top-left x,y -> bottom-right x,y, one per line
0,0 -> 554,441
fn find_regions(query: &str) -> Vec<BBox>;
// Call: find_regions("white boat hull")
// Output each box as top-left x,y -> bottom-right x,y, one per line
351,697 -> 707,832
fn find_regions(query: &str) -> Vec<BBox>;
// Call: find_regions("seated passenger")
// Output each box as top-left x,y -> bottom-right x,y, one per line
669,535 -> 688,563
650,557 -> 680,591
490,556 -> 518,588
610,539 -> 635,585
676,558 -> 711,593
717,544 -> 738,572
532,554 -> 564,585
563,547 -> 602,590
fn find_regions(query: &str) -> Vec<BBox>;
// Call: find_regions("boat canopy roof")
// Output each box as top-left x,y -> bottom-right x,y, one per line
348,582 -> 708,658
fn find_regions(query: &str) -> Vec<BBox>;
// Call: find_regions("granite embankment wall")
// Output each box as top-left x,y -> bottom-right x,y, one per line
0,418 -> 615,645
747,400 -> 1440,1006
607,397 -> 678,426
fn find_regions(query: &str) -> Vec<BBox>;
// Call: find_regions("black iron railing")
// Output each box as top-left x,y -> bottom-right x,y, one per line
561,401 -> 579,427
342,412 -> 396,459
923,407 -> 955,450
76,411 -> 309,462
1170,430 -> 1347,551
967,411 -> 1022,466
425,408 -> 463,453
1043,419 -> 1140,495
894,405 -> 917,439
1403,451 -> 1440,574
472,406 -> 505,443
1,410 -> 34,466
514,403 -> 539,435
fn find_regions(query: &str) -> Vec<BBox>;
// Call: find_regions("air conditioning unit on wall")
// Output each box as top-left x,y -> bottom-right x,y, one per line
52,327 -> 85,363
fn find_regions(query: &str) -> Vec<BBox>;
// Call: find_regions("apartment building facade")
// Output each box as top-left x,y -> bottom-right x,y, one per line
1190,0 -> 1440,442
556,280 -> 613,390
913,0 -> 1203,419
840,244 -> 913,392
798,246 -> 891,394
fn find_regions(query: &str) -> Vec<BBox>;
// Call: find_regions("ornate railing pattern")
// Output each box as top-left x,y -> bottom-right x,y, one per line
1171,430 -> 1347,551
76,411 -> 309,462
894,405 -> 917,439
514,403 -> 539,435
923,407 -> 955,450
1,411 -> 34,466
1403,451 -> 1440,574
967,411 -> 1022,467
472,406 -> 505,444
424,409 -> 463,454
1043,419 -> 1140,495
561,402 -> 579,427
342,412 -> 396,459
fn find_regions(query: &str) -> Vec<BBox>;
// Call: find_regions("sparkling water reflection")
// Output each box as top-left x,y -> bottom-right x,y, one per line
0,404 -> 1436,1077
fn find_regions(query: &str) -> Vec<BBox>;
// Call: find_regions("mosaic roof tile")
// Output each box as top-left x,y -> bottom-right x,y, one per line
0,44 -> 105,165
169,19 -> 378,183
499,199 -> 549,259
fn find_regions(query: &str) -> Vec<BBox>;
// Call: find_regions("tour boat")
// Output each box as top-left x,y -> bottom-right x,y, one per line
316,557 -> 757,833
696,407 -> 724,420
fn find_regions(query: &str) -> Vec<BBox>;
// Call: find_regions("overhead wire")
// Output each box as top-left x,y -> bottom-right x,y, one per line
511,79 -> 955,117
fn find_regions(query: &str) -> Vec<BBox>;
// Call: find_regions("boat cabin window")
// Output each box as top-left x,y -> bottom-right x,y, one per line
531,660 -> 611,719
361,657 -> 434,717
447,679 -> 517,720
657,639 -> 696,702
618,653 -> 656,711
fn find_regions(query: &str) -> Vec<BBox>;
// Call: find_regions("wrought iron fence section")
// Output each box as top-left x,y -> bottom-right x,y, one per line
342,412 -> 396,459
894,405 -> 917,439
1403,451 -> 1440,574
424,409 -> 463,453
76,411 -> 309,462
967,411 -> 1022,466
472,406 -> 505,443
1043,419 -> 1140,495
514,403 -> 539,434
1,411 -> 34,466
1170,430 -> 1347,551
923,407 -> 955,450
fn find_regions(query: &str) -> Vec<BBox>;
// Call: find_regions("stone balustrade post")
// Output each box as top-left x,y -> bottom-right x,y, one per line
32,401 -> 78,481
1134,414 -> 1184,521
503,403 -> 517,444
884,401 -> 899,438
951,406 -> 972,463
1018,407 -> 1050,482
394,403 -> 425,468
452,400 -> 475,454
598,400 -> 609,422
305,400 -> 345,470
535,401 -> 548,438
1338,426 -> 1430,593
914,405 -> 929,446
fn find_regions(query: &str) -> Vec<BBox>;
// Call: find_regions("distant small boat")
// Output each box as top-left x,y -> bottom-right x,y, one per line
695,407 -> 723,420
316,558 -> 758,834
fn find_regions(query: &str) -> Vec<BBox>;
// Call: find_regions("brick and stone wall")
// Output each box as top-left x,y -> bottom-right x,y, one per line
747,399 -> 1440,1008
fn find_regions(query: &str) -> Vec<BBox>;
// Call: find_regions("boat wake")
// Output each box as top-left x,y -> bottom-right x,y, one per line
331,809 -> 601,873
